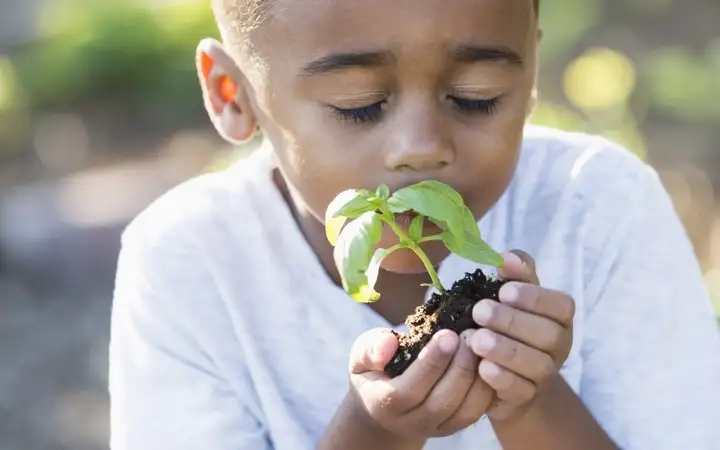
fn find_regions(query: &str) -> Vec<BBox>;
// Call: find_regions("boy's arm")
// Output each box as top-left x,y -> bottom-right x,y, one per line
569,165 -> 720,449
317,394 -> 425,450
490,375 -> 617,449
110,228 -> 271,450
493,163 -> 720,450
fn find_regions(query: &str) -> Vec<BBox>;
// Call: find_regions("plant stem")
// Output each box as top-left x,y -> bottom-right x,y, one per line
379,213 -> 445,294
408,243 -> 445,293
417,234 -> 444,244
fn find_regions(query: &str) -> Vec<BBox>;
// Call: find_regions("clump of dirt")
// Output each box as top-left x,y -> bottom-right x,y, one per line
385,269 -> 507,378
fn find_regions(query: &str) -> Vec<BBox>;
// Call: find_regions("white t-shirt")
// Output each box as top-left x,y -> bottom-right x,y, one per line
109,125 -> 720,450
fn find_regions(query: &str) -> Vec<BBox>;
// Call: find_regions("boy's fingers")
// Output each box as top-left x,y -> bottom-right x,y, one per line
413,331 -> 477,426
472,299 -> 566,352
470,329 -> 556,384
438,369 -> 495,434
389,330 -> 459,412
349,329 -> 399,418
498,283 -> 576,327
479,360 -> 536,404
350,328 -> 398,375
498,250 -> 539,285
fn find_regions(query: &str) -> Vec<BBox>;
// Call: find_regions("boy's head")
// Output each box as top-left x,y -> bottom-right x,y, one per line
199,0 -> 540,274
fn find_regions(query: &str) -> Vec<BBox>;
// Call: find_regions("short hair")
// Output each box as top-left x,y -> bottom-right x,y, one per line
213,0 -> 270,49
214,0 -> 539,49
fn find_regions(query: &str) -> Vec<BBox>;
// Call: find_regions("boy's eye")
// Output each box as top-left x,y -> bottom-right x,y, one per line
330,95 -> 501,125
331,101 -> 386,124
450,96 -> 501,115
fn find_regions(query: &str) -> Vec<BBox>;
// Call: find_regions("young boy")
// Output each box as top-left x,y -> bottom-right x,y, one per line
108,0 -> 720,448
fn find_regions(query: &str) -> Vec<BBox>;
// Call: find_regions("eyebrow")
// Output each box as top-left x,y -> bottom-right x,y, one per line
453,45 -> 524,67
301,52 -> 392,75
299,44 -> 523,76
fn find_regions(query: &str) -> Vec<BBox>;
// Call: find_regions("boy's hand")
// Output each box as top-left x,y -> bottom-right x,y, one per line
470,251 -> 575,421
348,327 -> 494,439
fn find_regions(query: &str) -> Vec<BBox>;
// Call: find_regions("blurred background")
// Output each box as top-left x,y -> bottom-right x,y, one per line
0,0 -> 717,448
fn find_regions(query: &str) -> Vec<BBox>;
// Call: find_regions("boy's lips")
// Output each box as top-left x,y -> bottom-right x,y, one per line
394,211 -> 418,229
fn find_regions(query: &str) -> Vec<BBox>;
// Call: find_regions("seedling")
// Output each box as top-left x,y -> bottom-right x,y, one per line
325,180 -> 509,377
325,180 -> 504,303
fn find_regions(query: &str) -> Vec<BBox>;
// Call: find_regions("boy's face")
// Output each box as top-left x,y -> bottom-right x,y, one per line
205,0 -> 539,274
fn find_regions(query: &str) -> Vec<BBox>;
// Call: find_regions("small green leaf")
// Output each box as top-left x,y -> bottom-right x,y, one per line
325,189 -> 375,245
376,184 -> 390,199
442,230 -> 504,267
416,180 -> 465,206
325,216 -> 347,247
461,207 -> 481,240
333,211 -> 384,302
388,183 -> 465,246
335,192 -> 376,218
365,246 -> 400,295
409,215 -> 425,241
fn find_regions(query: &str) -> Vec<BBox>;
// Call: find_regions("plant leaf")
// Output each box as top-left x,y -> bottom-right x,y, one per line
365,246 -> 400,295
376,184 -> 390,199
388,182 -> 465,246
415,180 -> 465,207
333,211 -> 384,302
442,230 -> 504,267
408,215 -> 425,241
419,181 -> 482,241
461,207 -> 482,240
325,189 -> 375,245
335,192 -> 376,218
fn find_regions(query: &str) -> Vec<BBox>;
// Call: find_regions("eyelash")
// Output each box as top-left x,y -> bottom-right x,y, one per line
331,102 -> 386,124
331,96 -> 501,125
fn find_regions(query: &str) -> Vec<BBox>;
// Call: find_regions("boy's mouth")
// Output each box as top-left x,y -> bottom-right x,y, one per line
394,211 -> 419,229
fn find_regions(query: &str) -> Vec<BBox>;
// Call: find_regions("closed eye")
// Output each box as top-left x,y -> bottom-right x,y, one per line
329,95 -> 501,124
330,101 -> 386,124
450,96 -> 501,115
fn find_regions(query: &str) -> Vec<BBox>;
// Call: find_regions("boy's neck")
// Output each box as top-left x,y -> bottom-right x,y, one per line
272,169 -> 430,326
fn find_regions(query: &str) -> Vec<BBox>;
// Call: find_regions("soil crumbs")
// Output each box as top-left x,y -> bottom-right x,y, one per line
385,269 -> 506,378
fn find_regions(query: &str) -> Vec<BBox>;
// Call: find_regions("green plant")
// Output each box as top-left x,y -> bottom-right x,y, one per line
325,180 -> 504,303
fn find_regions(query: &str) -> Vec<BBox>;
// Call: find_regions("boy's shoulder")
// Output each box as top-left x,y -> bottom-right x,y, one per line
516,124 -> 657,204
120,147 -> 272,254
520,124 -> 649,177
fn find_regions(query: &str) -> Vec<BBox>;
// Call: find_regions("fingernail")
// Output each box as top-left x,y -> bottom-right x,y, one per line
473,301 -> 492,324
460,330 -> 475,347
503,252 -> 523,268
481,360 -> 502,379
477,330 -> 496,352
499,283 -> 519,304
438,334 -> 458,353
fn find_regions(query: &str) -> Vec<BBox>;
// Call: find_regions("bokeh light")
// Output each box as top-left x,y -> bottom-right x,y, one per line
563,48 -> 637,112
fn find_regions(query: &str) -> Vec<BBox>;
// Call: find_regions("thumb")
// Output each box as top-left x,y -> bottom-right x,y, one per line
349,328 -> 399,375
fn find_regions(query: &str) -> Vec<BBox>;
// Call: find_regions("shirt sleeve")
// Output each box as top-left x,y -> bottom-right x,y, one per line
579,165 -> 720,449
108,225 -> 271,450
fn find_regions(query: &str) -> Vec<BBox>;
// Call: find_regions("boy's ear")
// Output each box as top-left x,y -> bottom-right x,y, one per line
195,38 -> 257,144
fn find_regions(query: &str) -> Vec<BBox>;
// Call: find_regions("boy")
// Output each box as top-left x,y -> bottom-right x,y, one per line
108,0 -> 720,448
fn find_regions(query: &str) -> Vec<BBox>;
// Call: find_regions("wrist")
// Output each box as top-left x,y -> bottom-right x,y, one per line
318,392 -> 425,450
488,374 -> 565,425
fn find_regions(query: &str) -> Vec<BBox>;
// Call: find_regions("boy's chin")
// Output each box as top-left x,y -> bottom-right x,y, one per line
380,242 -> 450,275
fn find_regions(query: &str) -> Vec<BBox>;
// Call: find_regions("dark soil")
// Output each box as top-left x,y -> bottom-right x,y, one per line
384,269 -> 507,378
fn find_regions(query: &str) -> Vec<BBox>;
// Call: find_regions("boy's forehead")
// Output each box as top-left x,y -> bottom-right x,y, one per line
243,0 -> 536,70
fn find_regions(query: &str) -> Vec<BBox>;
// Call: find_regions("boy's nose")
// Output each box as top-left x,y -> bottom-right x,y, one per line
383,112 -> 455,172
